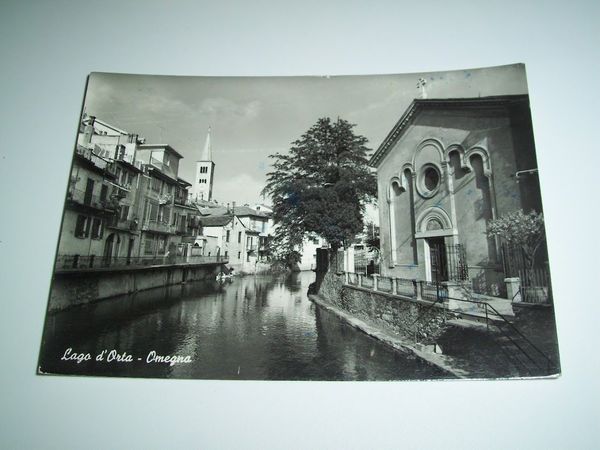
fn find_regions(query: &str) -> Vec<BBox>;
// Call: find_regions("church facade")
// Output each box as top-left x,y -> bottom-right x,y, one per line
370,95 -> 543,296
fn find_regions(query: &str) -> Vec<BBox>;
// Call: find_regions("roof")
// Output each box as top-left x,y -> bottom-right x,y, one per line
137,144 -> 184,160
177,177 -> 192,187
200,215 -> 233,227
231,205 -> 270,218
368,94 -> 530,168
146,166 -> 178,184
197,205 -> 229,216
83,116 -> 129,136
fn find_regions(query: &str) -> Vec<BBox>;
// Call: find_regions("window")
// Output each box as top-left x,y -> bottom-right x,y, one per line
149,203 -> 159,221
246,252 -> 250,262
84,178 -> 94,205
91,218 -> 103,239
144,236 -> 155,255
100,184 -> 108,202
224,251 -> 228,257
424,167 -> 440,190
238,231 -> 242,243
237,252 -> 241,259
417,163 -> 442,198
226,230 -> 230,242
151,177 -> 161,192
75,215 -> 88,238
119,205 -> 129,221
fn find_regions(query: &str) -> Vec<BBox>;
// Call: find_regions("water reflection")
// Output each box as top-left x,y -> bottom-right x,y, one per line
39,272 -> 449,380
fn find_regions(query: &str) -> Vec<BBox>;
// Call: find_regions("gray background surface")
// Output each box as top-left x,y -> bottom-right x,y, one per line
0,0 -> 598,448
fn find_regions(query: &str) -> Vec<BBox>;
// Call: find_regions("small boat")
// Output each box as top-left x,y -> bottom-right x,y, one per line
216,272 -> 234,282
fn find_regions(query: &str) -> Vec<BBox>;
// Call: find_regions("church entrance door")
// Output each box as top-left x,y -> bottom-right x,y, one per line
427,237 -> 448,283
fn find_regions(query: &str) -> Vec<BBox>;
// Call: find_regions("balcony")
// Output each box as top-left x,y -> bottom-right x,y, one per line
66,188 -> 119,213
174,224 -> 189,236
75,145 -> 110,170
141,220 -> 175,234
174,195 -> 188,206
107,216 -> 139,232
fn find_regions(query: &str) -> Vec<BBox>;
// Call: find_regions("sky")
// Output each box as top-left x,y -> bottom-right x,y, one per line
83,64 -> 528,208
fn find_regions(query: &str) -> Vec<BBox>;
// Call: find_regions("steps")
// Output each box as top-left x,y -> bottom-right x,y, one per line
492,321 -> 556,377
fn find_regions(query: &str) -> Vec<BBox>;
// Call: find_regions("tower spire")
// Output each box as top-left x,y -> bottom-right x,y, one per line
200,126 -> 212,161
192,126 -> 215,202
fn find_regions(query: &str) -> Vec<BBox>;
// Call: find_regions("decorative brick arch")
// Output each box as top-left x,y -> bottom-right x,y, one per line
416,206 -> 453,234
411,138 -> 445,169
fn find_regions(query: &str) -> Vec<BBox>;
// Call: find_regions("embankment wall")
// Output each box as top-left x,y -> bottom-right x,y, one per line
317,272 -> 448,344
49,263 -> 223,311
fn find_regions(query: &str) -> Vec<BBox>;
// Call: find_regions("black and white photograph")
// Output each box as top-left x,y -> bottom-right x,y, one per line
38,63 -> 560,381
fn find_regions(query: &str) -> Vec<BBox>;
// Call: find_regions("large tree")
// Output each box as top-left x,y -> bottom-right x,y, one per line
262,118 -> 377,265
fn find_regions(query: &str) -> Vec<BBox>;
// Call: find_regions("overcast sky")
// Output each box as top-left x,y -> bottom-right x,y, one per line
84,64 -> 528,207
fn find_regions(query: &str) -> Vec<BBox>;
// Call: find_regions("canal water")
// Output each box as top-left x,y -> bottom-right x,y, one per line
39,271 -> 449,381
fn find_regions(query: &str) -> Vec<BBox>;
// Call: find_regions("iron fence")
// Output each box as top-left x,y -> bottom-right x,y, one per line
519,267 -> 551,304
430,243 -> 469,282
420,281 -> 448,302
353,249 -> 380,275
502,243 -> 552,304
54,254 -> 227,272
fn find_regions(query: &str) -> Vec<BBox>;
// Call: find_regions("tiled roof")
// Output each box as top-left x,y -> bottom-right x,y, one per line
200,215 -> 232,227
231,206 -> 270,218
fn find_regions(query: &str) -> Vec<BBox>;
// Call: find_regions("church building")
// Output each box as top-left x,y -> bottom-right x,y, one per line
370,95 -> 544,297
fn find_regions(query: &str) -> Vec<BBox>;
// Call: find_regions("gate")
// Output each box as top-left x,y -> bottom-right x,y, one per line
429,243 -> 469,283
502,243 -> 552,304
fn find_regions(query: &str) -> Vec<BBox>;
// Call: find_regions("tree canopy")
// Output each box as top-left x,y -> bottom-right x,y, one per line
262,118 -> 377,264
488,209 -> 545,269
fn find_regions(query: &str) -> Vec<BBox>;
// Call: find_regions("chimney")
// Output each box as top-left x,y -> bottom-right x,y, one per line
232,201 -> 236,216
226,203 -> 230,213
82,115 -> 96,146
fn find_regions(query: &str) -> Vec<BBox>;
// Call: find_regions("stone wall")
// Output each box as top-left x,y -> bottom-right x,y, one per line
48,263 -> 222,312
318,272 -> 448,344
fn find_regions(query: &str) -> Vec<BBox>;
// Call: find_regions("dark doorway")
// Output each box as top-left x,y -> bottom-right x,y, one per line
84,178 -> 94,205
428,237 -> 448,282
126,238 -> 135,264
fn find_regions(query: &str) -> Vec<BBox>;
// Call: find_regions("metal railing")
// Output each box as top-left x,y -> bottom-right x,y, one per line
54,254 -> 227,271
75,145 -> 112,171
141,220 -> 175,234
421,280 -> 448,302
107,216 -> 139,231
440,295 -> 555,374
340,271 -> 555,375
67,188 -> 119,211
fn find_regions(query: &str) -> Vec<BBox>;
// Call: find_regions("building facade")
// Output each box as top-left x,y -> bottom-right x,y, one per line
370,95 -> 544,296
56,116 -> 201,267
197,205 -> 272,274
135,144 -> 183,258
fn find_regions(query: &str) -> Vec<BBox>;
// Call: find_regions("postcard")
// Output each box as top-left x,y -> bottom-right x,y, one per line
38,64 -> 560,380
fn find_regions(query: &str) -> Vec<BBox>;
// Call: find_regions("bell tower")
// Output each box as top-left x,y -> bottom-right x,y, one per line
192,127 -> 215,201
